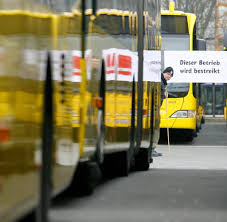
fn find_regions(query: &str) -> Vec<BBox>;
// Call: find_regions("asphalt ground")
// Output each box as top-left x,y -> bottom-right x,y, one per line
50,169 -> 227,222
49,120 -> 227,222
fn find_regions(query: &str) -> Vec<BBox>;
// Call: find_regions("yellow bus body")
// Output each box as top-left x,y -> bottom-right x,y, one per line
160,83 -> 196,130
0,2 -> 161,221
0,8 -> 79,222
160,3 -> 203,136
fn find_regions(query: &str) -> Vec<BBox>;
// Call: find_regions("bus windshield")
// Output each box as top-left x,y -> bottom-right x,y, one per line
161,34 -> 190,50
167,83 -> 189,98
161,15 -> 188,34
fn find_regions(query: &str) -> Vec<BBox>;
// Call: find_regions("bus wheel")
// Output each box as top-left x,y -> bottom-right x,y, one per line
193,129 -> 198,137
185,130 -> 194,142
196,122 -> 201,132
101,150 -> 130,177
134,148 -> 150,171
67,162 -> 102,196
117,150 -> 130,177
185,135 -> 193,142
201,116 -> 205,124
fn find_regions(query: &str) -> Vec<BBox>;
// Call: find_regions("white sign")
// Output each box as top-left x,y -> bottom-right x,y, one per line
103,48 -> 134,82
103,48 -> 116,81
133,51 -> 161,82
116,49 -> 133,82
72,50 -> 82,82
165,51 -> 227,83
144,50 -> 161,82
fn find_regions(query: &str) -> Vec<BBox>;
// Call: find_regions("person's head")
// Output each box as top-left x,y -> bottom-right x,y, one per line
163,67 -> 174,81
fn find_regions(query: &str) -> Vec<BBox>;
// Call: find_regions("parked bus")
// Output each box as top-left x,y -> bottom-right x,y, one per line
160,2 -> 204,141
0,0 -> 161,222
223,29 -> 227,121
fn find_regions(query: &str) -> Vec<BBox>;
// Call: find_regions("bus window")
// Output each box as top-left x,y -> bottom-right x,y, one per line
161,34 -> 190,50
167,83 -> 189,98
161,15 -> 188,34
94,14 -> 123,35
123,15 -> 130,35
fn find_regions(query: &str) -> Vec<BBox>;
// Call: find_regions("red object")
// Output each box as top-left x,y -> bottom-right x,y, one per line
93,97 -> 103,108
73,56 -> 81,76
118,54 -> 131,75
106,53 -> 116,74
0,125 -> 10,142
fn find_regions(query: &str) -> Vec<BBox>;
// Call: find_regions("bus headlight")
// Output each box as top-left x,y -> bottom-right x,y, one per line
170,110 -> 195,118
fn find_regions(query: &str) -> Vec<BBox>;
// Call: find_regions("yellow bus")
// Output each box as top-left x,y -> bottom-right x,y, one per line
223,29 -> 227,122
0,1 -> 161,221
0,3 -> 80,221
160,2 -> 204,141
89,2 -> 161,173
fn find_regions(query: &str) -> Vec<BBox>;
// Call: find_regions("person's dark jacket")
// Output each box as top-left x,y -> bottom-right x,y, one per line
161,73 -> 167,105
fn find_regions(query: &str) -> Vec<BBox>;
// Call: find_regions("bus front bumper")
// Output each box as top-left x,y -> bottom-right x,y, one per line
160,117 -> 196,130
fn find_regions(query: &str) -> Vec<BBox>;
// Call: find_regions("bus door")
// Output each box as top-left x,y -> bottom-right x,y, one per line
215,84 -> 225,116
202,84 -> 225,117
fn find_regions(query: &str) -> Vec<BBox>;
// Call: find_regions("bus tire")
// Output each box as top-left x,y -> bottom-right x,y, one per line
185,130 -> 194,142
196,122 -> 201,132
68,162 -> 102,196
201,116 -> 205,124
185,135 -> 193,142
193,129 -> 198,137
101,150 -> 130,177
134,148 -> 150,171
117,150 -> 130,177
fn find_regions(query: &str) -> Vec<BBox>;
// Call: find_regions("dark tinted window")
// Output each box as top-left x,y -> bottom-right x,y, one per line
94,14 -> 123,35
161,15 -> 188,34
123,16 -> 130,34
167,83 -> 189,98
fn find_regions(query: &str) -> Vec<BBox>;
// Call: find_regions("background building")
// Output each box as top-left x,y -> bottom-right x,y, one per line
215,0 -> 227,50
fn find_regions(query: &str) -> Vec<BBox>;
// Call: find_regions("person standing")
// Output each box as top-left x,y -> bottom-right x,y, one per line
161,67 -> 174,106
152,67 -> 174,157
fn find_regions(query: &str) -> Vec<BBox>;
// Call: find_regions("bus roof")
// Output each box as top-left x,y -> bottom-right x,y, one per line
161,1 -> 196,18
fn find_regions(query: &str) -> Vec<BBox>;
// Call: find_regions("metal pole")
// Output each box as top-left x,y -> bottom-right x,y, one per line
113,0 -> 118,9
136,0 -> 144,149
81,0 -> 86,58
185,0 -> 189,12
38,52 -> 53,222
213,83 -> 216,117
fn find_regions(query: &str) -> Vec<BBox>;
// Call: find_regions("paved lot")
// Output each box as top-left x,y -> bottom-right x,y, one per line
50,169 -> 227,222
50,120 -> 227,222
153,121 -> 227,170
152,145 -> 227,170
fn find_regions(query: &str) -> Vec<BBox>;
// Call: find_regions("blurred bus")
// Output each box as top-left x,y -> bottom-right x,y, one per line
0,0 -> 161,221
223,29 -> 227,121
